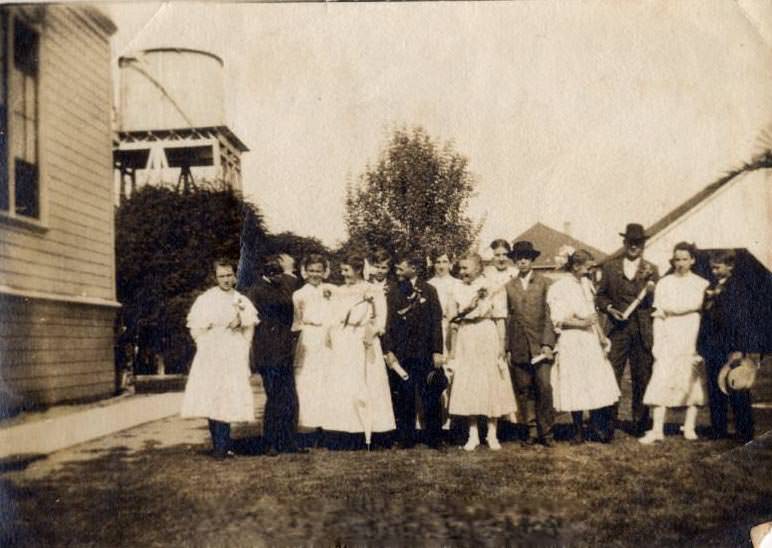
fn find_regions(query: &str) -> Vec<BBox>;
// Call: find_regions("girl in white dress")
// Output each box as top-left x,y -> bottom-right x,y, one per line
483,239 -> 518,322
428,249 -> 461,429
322,253 -> 396,448
547,250 -> 620,444
292,254 -> 336,433
181,259 -> 258,458
640,242 -> 709,444
447,253 -> 517,451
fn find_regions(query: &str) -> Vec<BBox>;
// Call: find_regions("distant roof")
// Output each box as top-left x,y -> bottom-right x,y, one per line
512,222 -> 608,269
604,160 -> 772,262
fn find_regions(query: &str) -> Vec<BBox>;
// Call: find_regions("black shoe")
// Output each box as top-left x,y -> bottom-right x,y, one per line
213,449 -> 235,460
283,445 -> 310,454
393,440 -> 416,450
428,440 -> 448,451
536,436 -> 553,448
263,446 -> 280,457
570,428 -> 585,445
708,430 -> 729,441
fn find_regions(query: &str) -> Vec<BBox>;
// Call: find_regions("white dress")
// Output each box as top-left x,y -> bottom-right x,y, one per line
181,287 -> 258,423
428,274 -> 461,352
292,282 -> 336,428
321,282 -> 396,434
547,276 -> 620,412
483,266 -> 517,321
643,272 -> 709,406
447,277 -> 518,418
429,274 -> 462,427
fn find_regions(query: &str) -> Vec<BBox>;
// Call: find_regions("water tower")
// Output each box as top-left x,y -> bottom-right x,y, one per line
113,48 -> 248,200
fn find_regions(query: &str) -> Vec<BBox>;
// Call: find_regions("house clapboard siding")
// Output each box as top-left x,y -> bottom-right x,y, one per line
0,5 -> 118,407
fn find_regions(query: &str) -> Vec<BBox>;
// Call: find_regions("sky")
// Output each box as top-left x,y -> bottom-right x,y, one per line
105,1 -> 772,254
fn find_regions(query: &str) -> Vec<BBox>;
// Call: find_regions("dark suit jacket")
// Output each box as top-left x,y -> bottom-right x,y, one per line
697,274 -> 767,361
595,257 -> 659,348
382,279 -> 443,367
245,278 -> 297,369
505,272 -> 556,363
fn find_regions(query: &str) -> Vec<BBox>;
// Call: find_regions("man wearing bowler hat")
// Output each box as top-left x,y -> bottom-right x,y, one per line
505,241 -> 556,446
596,223 -> 659,437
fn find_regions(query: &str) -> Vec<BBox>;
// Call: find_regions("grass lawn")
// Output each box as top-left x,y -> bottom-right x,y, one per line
2,368 -> 772,547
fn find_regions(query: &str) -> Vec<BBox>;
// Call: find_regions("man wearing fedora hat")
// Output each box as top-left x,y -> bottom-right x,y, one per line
505,241 -> 557,446
596,223 -> 659,437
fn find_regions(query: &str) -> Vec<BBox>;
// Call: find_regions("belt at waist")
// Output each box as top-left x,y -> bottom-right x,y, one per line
454,317 -> 493,325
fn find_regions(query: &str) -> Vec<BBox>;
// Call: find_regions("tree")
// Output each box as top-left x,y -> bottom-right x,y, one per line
116,183 -> 268,374
344,126 -> 481,260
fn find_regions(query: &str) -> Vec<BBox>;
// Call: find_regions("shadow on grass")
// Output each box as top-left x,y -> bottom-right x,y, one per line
2,430 -> 772,547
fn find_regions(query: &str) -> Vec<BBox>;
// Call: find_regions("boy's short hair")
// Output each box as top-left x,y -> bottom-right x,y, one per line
368,247 -> 392,264
710,249 -> 736,267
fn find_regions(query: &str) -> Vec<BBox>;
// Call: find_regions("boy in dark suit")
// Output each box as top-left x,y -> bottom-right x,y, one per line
505,241 -> 556,446
697,249 -> 766,442
246,256 -> 306,455
382,252 -> 445,449
596,223 -> 659,437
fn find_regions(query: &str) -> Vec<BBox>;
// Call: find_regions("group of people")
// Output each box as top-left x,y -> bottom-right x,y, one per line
180,222 -> 766,459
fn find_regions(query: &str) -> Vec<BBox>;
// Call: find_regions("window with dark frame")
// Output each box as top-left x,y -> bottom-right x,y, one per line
0,11 -> 39,221
12,16 -> 39,219
0,12 -> 8,213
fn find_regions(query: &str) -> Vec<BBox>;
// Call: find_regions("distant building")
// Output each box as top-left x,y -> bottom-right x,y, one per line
0,5 -> 119,408
606,167 -> 770,274
113,48 -> 248,202
511,222 -> 608,273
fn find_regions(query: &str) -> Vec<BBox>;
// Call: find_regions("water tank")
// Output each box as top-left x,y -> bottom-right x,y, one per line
118,48 -> 225,132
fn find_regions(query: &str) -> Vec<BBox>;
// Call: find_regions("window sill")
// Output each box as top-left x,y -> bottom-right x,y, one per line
0,212 -> 49,234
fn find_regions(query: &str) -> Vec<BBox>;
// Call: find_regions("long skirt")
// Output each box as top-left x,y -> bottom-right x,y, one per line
551,328 -> 620,412
181,329 -> 255,423
448,320 -> 517,418
321,326 -> 396,434
643,315 -> 707,406
294,325 -> 332,428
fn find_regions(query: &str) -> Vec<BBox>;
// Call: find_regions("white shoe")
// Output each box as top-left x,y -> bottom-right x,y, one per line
487,436 -> 502,451
463,435 -> 480,451
683,429 -> 698,441
639,430 -> 664,445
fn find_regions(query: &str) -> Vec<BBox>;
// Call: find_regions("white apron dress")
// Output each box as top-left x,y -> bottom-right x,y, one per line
428,274 -> 462,427
447,277 -> 518,418
483,265 -> 517,321
292,282 -> 336,428
321,282 -> 396,434
547,276 -> 620,412
428,274 -> 461,352
643,272 -> 709,406
181,287 -> 258,423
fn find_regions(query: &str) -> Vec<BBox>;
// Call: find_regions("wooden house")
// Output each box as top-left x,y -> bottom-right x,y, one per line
0,5 -> 118,409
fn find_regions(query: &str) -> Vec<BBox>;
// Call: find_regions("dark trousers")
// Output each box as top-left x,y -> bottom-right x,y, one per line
705,355 -> 753,441
572,407 -> 613,440
511,361 -> 554,438
607,321 -> 653,428
388,360 -> 443,446
208,419 -> 231,454
258,365 -> 299,451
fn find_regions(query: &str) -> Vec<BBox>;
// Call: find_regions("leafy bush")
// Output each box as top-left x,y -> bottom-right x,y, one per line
116,183 -> 267,373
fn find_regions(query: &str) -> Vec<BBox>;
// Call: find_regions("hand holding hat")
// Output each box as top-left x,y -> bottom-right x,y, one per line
718,354 -> 760,395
